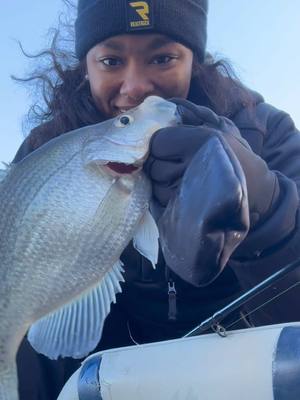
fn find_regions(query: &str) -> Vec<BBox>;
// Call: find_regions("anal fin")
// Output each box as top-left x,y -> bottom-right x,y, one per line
27,260 -> 124,360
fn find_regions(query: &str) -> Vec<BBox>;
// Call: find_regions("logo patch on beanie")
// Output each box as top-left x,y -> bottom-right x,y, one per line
126,1 -> 153,30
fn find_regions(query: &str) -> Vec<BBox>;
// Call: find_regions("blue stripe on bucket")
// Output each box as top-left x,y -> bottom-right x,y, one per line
78,354 -> 103,400
273,326 -> 300,400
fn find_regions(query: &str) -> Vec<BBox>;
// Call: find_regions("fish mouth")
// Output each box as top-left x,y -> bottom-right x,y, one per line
106,162 -> 140,174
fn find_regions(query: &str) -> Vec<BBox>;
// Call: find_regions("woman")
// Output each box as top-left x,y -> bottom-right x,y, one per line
15,0 -> 300,399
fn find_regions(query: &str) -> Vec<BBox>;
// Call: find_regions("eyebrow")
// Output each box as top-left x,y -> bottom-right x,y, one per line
100,36 -> 176,52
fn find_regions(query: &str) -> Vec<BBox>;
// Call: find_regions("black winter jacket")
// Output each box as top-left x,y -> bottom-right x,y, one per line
14,92 -> 300,399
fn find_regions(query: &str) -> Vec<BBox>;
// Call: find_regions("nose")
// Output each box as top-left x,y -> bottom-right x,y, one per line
119,64 -> 154,103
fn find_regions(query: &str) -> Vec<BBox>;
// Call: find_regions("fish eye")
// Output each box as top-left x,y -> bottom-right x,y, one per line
114,114 -> 134,128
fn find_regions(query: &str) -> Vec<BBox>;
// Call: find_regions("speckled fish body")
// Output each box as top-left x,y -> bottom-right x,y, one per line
0,96 -> 179,400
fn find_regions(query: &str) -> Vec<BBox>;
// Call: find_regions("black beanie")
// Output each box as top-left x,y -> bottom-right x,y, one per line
75,0 -> 208,62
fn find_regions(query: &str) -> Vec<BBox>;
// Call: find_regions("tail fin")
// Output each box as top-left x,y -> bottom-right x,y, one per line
0,361 -> 19,400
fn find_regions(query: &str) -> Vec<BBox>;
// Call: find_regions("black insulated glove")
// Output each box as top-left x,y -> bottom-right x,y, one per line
173,98 -> 281,229
144,99 -> 280,286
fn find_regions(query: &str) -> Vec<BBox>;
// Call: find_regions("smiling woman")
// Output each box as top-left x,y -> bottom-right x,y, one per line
12,1 -> 251,163
85,35 -> 194,117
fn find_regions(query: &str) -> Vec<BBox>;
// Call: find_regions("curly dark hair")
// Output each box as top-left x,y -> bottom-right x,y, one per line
13,1 -> 255,152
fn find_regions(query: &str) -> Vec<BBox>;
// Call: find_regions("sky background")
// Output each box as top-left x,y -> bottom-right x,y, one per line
1,0 -> 300,163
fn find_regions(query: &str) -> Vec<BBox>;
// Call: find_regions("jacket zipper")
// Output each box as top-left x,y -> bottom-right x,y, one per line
168,279 -> 177,320
165,265 -> 177,321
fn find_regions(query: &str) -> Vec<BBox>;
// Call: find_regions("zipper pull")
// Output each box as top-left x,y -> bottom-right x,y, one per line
168,280 -> 177,321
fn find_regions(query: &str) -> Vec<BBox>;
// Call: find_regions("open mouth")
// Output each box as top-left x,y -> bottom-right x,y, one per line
107,162 -> 139,174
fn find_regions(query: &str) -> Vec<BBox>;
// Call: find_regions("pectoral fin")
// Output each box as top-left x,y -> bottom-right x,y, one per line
27,260 -> 124,359
133,210 -> 159,268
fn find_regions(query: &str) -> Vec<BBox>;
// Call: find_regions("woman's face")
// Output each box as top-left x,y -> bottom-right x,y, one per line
86,33 -> 194,118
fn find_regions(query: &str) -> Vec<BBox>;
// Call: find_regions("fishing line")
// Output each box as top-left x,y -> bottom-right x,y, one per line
184,258 -> 300,337
225,280 -> 300,331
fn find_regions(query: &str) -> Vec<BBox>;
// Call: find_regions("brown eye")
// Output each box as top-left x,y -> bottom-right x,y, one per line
98,57 -> 122,67
152,55 -> 176,65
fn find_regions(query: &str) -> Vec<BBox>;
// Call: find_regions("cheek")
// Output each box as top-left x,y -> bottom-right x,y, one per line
89,77 -> 107,100
178,62 -> 194,96
158,68 -> 192,98
88,74 -> 114,113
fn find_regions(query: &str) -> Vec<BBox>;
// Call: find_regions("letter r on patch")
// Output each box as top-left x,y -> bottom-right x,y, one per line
129,2 -> 150,21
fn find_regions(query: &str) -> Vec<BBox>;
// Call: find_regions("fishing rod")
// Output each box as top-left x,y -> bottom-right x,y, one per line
184,258 -> 300,338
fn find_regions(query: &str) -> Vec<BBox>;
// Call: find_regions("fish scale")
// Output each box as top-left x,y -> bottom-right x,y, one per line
0,96 -> 179,399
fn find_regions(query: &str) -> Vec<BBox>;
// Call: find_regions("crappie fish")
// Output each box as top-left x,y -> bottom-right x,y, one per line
0,96 -> 179,400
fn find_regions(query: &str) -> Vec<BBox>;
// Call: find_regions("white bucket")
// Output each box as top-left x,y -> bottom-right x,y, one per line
58,322 -> 300,400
